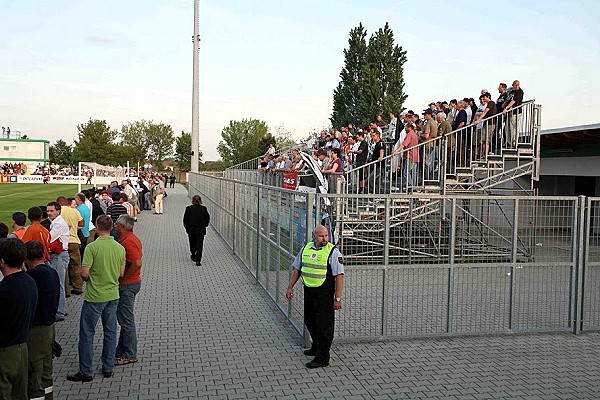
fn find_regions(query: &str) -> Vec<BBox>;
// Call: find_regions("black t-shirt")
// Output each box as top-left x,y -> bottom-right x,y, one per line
371,140 -> 385,164
453,110 -> 468,131
496,92 -> 508,111
355,140 -> 369,165
27,264 -> 60,326
486,101 -> 497,118
0,271 -> 38,347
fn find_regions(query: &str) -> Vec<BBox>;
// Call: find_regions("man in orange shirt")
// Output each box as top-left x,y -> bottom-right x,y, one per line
21,207 -> 51,261
114,214 -> 143,366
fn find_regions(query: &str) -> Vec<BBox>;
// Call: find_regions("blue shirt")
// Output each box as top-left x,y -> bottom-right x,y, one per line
77,204 -> 91,238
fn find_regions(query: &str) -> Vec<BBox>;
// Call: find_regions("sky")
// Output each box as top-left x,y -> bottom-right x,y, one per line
1,0 -> 599,161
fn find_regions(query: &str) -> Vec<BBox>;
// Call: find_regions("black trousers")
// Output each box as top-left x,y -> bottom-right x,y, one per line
304,285 -> 335,364
188,234 -> 205,262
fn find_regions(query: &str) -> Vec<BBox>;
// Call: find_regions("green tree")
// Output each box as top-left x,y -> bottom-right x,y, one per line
331,23 -> 367,128
49,139 -> 73,165
217,119 -> 270,167
359,23 -> 408,123
174,131 -> 202,172
120,120 -> 150,165
72,119 -> 118,164
331,23 -> 407,128
199,160 -> 228,171
146,122 -> 175,165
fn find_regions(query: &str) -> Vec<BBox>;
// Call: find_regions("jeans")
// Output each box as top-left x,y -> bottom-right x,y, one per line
402,159 -> 418,190
78,300 -> 118,376
116,281 -> 142,359
144,192 -> 151,210
49,252 -> 69,318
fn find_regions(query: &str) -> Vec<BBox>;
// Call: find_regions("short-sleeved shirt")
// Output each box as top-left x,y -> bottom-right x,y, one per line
118,231 -> 143,285
77,204 -> 91,238
26,264 -> 60,326
292,242 -> 344,276
355,140 -> 369,166
61,206 -> 83,244
107,203 -> 128,224
22,222 -> 51,261
452,110 -> 468,131
402,131 -> 420,163
0,271 -> 38,347
82,235 -> 126,303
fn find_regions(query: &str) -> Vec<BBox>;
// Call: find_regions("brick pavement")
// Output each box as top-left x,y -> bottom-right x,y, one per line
52,184 -> 600,399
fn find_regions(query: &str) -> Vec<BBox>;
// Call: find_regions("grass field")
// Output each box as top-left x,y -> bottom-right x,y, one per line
0,184 -> 81,228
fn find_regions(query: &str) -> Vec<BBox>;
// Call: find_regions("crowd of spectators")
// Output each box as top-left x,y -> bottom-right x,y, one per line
1,162 -> 27,174
259,80 -> 525,194
0,171 -> 174,395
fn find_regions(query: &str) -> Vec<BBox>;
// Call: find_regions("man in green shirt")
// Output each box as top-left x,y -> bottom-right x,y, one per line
67,215 -> 125,382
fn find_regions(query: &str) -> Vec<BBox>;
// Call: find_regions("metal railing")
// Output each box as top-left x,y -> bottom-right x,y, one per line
189,172 -> 600,340
340,101 -> 540,196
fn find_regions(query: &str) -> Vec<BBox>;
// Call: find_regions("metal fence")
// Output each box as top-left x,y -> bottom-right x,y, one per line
189,172 -> 600,340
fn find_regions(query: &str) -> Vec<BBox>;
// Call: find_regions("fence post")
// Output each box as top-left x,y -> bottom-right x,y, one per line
446,198 -> 456,334
573,196 -> 587,334
381,197 -> 391,337
255,186 -> 261,280
232,182 -> 236,255
303,193 -> 315,348
508,198 -> 519,331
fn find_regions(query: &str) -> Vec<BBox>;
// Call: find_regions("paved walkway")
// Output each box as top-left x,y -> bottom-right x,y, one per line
53,184 -> 600,399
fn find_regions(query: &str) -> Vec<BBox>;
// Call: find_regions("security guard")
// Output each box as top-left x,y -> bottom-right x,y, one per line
286,225 -> 344,368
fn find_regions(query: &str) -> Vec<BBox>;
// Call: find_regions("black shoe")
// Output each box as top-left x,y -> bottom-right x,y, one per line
102,370 -> 113,378
191,254 -> 196,261
55,317 -> 65,323
196,260 -> 201,266
67,372 -> 93,382
306,360 -> 329,369
303,349 -> 316,356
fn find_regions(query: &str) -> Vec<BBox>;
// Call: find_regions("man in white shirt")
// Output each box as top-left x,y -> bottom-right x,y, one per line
47,201 -> 70,321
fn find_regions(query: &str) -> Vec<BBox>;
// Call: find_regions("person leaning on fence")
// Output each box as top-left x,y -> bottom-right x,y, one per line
25,240 -> 60,400
286,225 -> 345,369
0,238 -> 38,400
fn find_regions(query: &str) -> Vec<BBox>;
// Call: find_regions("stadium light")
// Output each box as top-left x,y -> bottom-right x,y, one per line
191,0 -> 200,173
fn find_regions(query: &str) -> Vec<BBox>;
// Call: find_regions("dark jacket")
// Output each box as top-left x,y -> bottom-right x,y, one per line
183,204 -> 210,236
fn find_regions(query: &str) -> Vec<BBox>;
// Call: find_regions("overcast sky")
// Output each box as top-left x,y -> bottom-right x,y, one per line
1,0 -> 599,160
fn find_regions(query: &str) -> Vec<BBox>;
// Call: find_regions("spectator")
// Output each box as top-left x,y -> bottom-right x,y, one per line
152,178 -> 165,215
0,238 -> 38,400
502,80 -> 524,148
24,240 -> 60,400
473,92 -> 497,158
8,212 -> 26,240
0,223 -> 8,239
368,131 -> 385,193
114,214 -> 143,366
421,110 -> 439,177
323,148 -> 343,174
47,201 -> 70,322
75,193 -> 91,258
394,123 -> 420,191
67,215 -> 125,382
39,205 -> 51,231
56,196 -> 84,297
21,206 -> 52,263
353,131 -> 369,193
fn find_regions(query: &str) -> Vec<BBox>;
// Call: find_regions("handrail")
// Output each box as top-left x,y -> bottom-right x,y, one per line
341,100 -> 537,195
226,141 -> 309,171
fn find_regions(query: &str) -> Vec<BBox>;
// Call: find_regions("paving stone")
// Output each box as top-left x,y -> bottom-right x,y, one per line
46,183 -> 600,399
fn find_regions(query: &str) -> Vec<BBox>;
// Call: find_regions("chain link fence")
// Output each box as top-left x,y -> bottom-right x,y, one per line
189,172 -> 600,340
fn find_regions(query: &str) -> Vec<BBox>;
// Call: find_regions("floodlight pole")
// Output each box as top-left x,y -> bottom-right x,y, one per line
191,0 -> 200,173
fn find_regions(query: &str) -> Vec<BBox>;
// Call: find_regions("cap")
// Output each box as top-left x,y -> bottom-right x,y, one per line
423,109 -> 433,115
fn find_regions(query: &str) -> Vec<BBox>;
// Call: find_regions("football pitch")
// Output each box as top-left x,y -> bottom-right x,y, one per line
0,184 -> 81,228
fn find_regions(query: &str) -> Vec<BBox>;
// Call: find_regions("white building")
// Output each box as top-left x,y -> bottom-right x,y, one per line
0,138 -> 50,172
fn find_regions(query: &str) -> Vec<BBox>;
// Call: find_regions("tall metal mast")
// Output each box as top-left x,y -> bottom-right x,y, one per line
191,0 -> 200,173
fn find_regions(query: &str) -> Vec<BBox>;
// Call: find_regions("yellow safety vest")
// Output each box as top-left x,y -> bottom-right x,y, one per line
300,242 -> 334,288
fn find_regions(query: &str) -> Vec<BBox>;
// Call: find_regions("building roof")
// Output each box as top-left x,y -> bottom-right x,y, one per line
541,123 -> 600,135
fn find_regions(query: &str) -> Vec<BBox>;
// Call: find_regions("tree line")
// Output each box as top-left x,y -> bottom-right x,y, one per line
49,119 -> 197,171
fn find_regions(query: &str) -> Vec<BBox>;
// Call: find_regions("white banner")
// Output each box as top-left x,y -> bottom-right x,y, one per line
12,175 -> 134,186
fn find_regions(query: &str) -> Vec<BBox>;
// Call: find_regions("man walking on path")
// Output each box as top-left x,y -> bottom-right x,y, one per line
286,225 -> 344,368
0,238 -> 38,400
25,240 -> 60,400
67,216 -> 125,382
114,214 -> 143,366
183,195 -> 210,266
